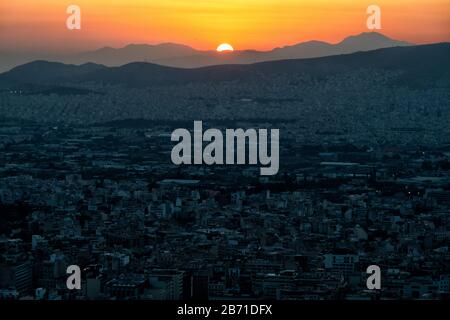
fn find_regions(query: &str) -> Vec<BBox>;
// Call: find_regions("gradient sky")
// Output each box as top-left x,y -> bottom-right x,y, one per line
0,0 -> 449,52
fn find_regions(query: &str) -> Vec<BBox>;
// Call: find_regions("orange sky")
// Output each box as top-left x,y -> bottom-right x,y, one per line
0,0 -> 449,52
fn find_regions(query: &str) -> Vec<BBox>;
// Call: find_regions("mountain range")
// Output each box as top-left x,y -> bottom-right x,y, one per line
0,32 -> 411,72
1,43 -> 449,91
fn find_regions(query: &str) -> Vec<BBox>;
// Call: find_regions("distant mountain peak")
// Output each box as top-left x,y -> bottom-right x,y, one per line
347,31 -> 388,38
339,31 -> 412,46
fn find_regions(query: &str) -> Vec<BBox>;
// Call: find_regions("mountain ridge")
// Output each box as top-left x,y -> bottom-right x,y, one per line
0,32 -> 413,72
1,43 -> 448,90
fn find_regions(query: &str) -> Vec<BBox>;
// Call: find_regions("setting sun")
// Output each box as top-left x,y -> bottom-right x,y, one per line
217,43 -> 234,52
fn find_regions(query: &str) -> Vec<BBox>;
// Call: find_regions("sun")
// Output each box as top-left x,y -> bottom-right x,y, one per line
216,43 -> 234,52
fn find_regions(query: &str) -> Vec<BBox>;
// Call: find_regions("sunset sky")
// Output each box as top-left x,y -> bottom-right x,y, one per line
0,0 -> 449,52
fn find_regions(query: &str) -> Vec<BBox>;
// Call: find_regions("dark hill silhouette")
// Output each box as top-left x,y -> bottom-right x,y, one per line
0,43 -> 448,89
0,61 -> 106,84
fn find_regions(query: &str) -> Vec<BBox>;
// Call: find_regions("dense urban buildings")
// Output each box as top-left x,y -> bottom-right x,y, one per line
0,47 -> 449,300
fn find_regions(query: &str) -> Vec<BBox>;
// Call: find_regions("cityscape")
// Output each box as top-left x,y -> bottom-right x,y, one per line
0,42 -> 449,300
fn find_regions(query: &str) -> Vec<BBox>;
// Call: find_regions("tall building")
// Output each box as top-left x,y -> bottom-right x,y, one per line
148,269 -> 184,300
0,261 -> 33,294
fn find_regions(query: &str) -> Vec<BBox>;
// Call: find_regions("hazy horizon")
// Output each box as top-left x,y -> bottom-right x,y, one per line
0,0 -> 449,53
0,31 -> 419,55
